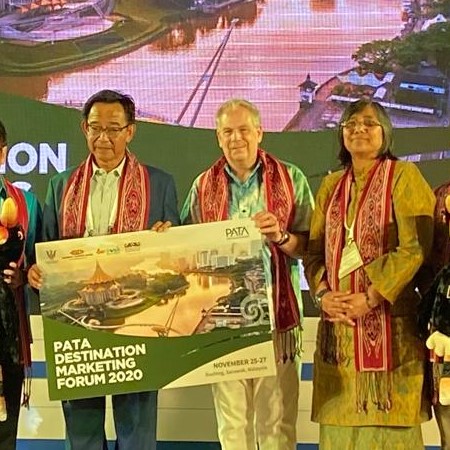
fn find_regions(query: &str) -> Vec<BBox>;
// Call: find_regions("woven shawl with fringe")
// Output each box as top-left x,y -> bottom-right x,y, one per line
60,151 -> 150,238
2,180 -> 31,406
198,149 -> 299,347
324,159 -> 395,412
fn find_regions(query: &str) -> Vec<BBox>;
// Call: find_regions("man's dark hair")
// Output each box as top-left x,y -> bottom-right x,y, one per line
0,120 -> 7,147
82,90 -> 136,124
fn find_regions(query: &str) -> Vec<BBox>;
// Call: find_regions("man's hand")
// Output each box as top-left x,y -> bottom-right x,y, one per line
252,211 -> 281,243
27,264 -> 43,290
252,210 -> 308,258
151,221 -> 172,232
3,262 -> 25,289
426,331 -> 450,357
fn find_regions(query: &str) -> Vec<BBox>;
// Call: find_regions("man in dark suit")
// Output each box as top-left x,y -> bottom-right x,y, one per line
28,89 -> 179,450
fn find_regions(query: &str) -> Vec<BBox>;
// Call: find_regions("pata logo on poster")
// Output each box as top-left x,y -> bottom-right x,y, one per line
225,226 -> 249,239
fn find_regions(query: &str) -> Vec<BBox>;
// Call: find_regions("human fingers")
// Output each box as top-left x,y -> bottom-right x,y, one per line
325,291 -> 353,308
322,292 -> 353,317
155,221 -> 172,232
326,314 -> 355,327
254,213 -> 279,231
3,269 -> 13,284
27,264 -> 43,289
150,221 -> 163,231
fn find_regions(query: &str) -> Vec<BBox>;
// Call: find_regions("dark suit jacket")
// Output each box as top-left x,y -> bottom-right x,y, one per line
42,160 -> 179,241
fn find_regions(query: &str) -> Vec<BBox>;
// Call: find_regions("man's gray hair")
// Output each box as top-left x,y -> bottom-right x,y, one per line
215,99 -> 261,128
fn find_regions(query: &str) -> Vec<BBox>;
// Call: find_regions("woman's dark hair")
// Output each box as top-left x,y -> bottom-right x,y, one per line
82,90 -> 136,124
337,99 -> 396,167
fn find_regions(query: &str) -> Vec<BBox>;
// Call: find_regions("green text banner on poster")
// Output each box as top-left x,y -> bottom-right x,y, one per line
36,219 -> 276,400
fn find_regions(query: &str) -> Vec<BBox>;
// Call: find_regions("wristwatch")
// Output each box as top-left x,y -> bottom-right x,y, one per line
275,230 -> 290,246
313,288 -> 329,310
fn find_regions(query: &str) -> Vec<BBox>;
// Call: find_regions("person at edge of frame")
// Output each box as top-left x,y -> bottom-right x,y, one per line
0,119 -> 42,450
417,181 -> 450,450
181,98 -> 314,450
27,89 -> 179,450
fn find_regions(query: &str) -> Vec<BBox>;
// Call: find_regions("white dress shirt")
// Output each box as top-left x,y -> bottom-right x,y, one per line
85,158 -> 126,237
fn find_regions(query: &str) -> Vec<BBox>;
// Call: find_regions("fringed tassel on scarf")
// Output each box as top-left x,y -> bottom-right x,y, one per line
15,286 -> 32,410
274,327 -> 302,363
320,321 -> 348,366
321,321 -> 338,365
21,365 -> 32,408
356,371 -> 392,413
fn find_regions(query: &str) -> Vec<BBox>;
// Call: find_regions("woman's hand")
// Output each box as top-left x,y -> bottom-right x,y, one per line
332,292 -> 371,323
3,262 -> 25,289
326,287 -> 385,325
321,290 -> 355,326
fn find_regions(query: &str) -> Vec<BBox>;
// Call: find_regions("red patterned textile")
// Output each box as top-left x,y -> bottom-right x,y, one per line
61,151 -> 150,238
4,180 -> 31,369
325,159 -> 395,372
198,149 -> 298,332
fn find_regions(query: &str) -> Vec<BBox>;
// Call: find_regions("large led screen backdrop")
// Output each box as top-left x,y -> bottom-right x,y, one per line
0,2 -> 448,446
0,0 -> 448,200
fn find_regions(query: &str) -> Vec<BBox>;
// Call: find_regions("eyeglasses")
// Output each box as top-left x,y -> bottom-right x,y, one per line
340,119 -> 381,132
87,124 -> 129,138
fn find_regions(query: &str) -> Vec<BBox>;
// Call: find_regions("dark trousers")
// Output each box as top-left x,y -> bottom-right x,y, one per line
0,362 -> 24,450
63,391 -> 158,450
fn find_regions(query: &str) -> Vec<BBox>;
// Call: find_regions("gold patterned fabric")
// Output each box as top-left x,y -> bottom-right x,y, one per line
304,161 -> 435,440
319,423 -> 424,450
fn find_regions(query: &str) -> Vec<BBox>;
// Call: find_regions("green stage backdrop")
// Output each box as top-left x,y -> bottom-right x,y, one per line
1,91 -> 449,206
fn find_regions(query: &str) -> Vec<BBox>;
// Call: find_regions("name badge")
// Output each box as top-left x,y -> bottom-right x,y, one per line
338,241 -> 364,280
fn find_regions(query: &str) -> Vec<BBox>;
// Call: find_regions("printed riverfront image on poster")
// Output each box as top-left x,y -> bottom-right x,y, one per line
36,218 -> 277,400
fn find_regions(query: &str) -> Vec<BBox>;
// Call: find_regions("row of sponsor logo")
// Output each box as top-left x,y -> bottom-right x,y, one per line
45,241 -> 141,261
45,226 -> 250,260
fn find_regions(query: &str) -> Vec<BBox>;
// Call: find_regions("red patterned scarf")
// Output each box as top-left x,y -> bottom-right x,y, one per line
4,180 -> 31,369
61,151 -> 150,238
325,159 -> 395,411
198,149 -> 298,333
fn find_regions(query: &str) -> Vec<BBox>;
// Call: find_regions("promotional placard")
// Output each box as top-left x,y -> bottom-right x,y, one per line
36,219 -> 276,400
